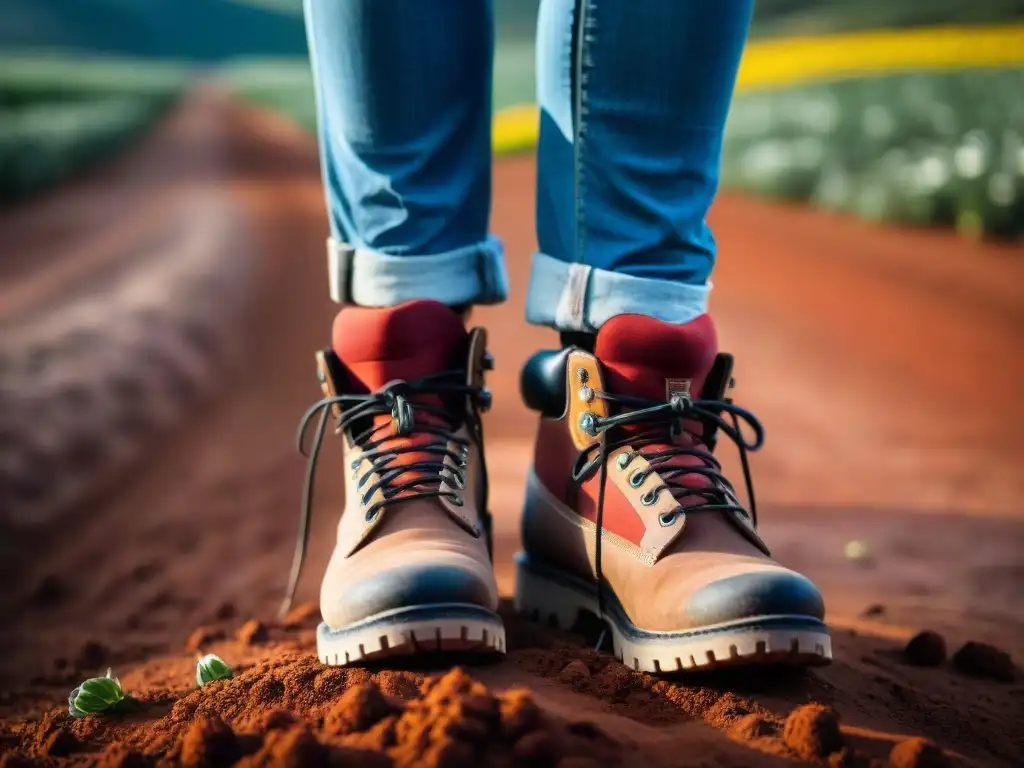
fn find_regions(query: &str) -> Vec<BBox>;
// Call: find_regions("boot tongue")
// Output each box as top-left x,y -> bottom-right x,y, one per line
332,300 -> 468,392
595,313 -> 718,402
331,301 -> 468,498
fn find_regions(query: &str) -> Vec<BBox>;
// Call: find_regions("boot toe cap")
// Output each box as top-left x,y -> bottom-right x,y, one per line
684,569 -> 825,627
322,563 -> 496,629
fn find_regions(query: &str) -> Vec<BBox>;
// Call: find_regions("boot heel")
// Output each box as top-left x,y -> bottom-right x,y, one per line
513,552 -> 600,632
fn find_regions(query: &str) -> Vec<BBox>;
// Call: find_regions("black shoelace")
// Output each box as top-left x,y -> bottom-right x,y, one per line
578,391 -> 765,624
277,371 -> 484,618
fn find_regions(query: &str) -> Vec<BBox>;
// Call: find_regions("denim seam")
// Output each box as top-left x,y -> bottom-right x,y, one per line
573,0 -> 592,269
566,0 -> 595,330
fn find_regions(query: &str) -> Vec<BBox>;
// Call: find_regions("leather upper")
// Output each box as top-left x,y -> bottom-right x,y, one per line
520,313 -> 825,631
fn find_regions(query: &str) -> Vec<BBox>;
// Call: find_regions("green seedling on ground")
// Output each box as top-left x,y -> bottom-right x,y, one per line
68,668 -> 126,718
196,653 -> 233,686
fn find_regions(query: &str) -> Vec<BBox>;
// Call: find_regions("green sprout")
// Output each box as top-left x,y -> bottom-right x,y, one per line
68,668 -> 126,718
196,653 -> 233,687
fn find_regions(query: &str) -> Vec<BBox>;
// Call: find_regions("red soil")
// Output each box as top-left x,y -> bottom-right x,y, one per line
1,97 -> 1022,767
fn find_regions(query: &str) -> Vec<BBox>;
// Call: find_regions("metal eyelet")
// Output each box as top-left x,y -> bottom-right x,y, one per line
658,511 -> 677,527
578,386 -> 594,403
365,508 -> 379,522
641,489 -> 659,506
616,453 -> 631,470
576,368 -> 589,384
629,470 -> 645,488
449,495 -> 464,507
350,459 -> 360,470
578,412 -> 597,436
451,471 -> 466,490
477,388 -> 493,411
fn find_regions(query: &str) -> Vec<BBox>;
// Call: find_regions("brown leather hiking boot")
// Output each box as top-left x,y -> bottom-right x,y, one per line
284,300 -> 504,666
516,313 -> 831,672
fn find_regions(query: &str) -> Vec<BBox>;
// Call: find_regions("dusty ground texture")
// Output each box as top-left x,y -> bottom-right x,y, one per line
1,97 -> 1022,767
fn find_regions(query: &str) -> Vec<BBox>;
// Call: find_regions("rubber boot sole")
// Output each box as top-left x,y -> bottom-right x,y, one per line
317,603 -> 506,666
515,552 -> 831,673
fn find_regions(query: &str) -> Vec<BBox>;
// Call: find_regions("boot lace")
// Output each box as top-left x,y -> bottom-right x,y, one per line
579,389 -> 765,626
278,371 -> 486,618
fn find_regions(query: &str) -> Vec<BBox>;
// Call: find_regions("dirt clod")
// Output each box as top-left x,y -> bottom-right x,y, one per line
951,641 -> 1016,682
559,660 -> 591,684
259,708 -> 299,732
728,714 -> 777,741
828,747 -> 869,767
95,744 -> 152,768
237,727 -> 327,768
513,730 -> 562,764
237,619 -> 270,645
180,716 -> 239,767
499,689 -> 543,741
904,631 -> 947,667
323,682 -> 402,736
889,737 -> 951,768
41,726 -> 77,757
783,704 -> 844,760
185,626 -> 225,653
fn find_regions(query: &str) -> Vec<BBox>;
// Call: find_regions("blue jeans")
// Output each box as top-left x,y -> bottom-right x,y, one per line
304,0 -> 752,331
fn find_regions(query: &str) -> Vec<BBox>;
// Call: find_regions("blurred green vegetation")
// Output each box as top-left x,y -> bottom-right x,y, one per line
721,69 -> 1024,241
752,0 -> 1024,35
0,55 -> 189,107
0,57 -> 188,204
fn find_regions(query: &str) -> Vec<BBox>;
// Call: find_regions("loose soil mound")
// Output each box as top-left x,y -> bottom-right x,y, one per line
2,612 -> 1018,766
3,662 -> 625,768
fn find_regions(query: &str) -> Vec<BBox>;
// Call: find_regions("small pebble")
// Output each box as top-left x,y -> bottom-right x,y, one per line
904,631 -> 947,667
951,641 -> 1016,682
890,737 -> 950,768
860,604 -> 886,618
844,539 -> 871,561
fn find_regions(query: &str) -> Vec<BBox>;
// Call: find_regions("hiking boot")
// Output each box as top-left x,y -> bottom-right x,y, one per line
516,313 -> 831,672
290,300 -> 504,665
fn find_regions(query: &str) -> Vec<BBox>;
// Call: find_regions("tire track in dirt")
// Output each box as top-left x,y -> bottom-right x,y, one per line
0,90 -> 257,527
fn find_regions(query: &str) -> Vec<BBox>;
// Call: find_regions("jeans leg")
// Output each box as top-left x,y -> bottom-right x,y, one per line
304,0 -> 508,307
528,0 -> 753,331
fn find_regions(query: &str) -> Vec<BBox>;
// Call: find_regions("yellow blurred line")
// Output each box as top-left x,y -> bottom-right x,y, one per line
492,23 -> 1024,155
737,23 -> 1024,88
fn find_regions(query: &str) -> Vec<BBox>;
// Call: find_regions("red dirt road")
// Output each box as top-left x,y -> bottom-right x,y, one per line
1,98 -> 1022,766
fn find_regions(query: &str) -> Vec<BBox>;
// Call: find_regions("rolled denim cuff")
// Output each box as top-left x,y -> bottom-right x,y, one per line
327,235 -> 509,307
525,251 -> 711,331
